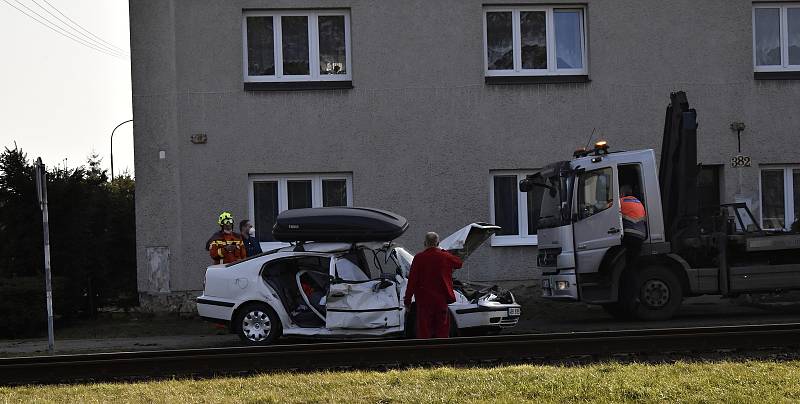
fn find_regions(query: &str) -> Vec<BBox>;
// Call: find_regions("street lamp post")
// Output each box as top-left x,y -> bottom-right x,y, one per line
110,119 -> 133,180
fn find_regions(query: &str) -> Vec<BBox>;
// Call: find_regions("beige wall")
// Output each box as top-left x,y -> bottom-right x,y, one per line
130,0 -> 800,305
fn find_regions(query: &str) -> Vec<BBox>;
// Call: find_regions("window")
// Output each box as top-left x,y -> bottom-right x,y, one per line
577,168 -> 613,220
753,4 -> 800,72
249,174 -> 353,245
243,10 -> 351,82
760,166 -> 800,230
490,171 -> 543,246
483,6 -> 587,77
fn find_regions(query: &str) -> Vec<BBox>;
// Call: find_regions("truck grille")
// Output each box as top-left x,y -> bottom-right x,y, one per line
537,248 -> 561,267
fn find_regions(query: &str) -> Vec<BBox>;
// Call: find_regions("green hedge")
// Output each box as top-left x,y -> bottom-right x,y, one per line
0,146 -> 138,330
0,277 -> 82,338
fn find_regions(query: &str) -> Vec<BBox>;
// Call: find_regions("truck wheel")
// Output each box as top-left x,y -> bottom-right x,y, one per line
624,265 -> 683,321
234,303 -> 282,345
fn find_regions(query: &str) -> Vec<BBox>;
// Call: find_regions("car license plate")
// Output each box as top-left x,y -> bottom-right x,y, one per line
508,307 -> 521,317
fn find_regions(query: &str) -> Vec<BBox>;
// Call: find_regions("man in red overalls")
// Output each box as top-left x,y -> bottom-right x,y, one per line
403,232 -> 463,339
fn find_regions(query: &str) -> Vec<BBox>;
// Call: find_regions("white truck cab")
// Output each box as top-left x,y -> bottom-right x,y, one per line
531,147 -> 667,302
522,92 -> 800,321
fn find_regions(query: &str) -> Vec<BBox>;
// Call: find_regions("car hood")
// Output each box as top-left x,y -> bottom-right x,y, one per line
453,279 -> 516,304
438,222 -> 501,259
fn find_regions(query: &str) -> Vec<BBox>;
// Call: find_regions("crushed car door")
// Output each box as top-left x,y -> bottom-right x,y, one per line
325,256 -> 402,329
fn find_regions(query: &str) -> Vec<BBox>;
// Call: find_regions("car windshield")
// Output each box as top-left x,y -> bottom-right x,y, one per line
526,166 -> 572,230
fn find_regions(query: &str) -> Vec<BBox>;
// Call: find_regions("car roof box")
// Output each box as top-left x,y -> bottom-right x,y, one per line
272,207 -> 409,242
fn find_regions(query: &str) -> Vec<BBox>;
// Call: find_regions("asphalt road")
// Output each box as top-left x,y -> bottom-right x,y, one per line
514,295 -> 800,334
2,294 -> 799,357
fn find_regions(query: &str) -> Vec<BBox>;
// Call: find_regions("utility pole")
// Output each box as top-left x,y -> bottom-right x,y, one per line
110,119 -> 133,180
35,158 -> 55,355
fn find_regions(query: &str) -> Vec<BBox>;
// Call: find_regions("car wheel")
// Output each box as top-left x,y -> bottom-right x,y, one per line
234,303 -> 282,345
623,265 -> 683,321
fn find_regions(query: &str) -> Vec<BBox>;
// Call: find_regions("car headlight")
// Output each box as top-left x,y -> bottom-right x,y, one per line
556,281 -> 569,290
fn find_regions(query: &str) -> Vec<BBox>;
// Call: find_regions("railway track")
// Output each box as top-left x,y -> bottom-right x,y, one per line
2,322 -> 800,386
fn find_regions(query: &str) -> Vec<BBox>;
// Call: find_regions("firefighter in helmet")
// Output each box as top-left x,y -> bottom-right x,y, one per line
208,211 -> 246,264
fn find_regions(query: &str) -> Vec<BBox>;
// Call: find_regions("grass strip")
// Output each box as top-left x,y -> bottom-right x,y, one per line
2,360 -> 800,403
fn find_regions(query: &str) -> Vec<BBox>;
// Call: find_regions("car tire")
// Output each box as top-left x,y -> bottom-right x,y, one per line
234,303 -> 282,345
623,265 -> 683,321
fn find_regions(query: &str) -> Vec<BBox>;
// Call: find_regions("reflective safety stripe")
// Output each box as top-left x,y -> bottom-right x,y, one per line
622,218 -> 648,240
624,226 -> 647,238
622,214 -> 645,223
209,240 -> 243,247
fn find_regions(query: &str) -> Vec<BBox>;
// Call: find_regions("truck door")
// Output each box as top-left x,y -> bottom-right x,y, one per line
325,256 -> 402,330
572,164 -> 623,272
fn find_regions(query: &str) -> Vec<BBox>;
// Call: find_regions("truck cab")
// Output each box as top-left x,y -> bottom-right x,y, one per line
523,145 -> 676,317
529,146 -> 667,298
521,92 -> 800,321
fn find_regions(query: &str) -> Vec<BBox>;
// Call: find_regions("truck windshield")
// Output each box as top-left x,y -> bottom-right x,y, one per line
523,170 -> 571,230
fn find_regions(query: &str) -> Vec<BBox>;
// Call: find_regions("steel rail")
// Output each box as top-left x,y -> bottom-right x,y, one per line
2,322 -> 800,386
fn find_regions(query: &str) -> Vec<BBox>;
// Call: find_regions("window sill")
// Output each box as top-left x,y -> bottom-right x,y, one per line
490,236 -> 538,247
754,71 -> 800,80
244,81 -> 353,91
485,75 -> 590,85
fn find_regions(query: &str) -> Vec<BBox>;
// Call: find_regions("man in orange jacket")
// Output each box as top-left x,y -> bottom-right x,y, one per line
403,232 -> 463,339
208,211 -> 246,264
620,185 -> 647,261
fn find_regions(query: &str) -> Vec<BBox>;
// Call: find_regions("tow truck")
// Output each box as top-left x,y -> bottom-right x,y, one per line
520,91 -> 800,320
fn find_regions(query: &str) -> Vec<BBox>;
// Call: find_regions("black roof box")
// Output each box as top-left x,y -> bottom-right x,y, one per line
272,207 -> 409,242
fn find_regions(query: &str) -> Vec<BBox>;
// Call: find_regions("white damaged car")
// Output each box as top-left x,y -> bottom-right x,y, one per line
197,207 -> 521,345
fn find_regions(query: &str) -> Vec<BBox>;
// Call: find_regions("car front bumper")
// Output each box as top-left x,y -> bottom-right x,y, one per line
452,303 -> 521,329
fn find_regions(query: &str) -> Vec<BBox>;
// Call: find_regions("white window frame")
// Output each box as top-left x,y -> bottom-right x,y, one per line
759,165 -> 799,230
753,3 -> 800,72
249,173 -> 354,249
483,6 -> 588,77
489,170 -> 539,247
242,10 -> 352,82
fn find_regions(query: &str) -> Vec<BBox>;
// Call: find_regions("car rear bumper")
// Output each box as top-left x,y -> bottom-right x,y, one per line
196,295 -> 237,321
